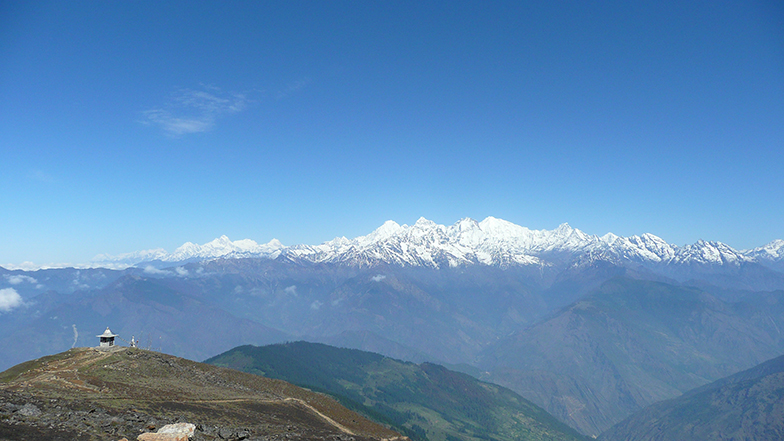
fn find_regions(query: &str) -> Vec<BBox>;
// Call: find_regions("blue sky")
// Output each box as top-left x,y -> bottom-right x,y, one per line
1,1 -> 782,266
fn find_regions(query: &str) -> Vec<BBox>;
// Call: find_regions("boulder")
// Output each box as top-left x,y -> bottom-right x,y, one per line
138,434 -> 188,441
137,422 -> 196,441
17,403 -> 42,417
158,423 -> 196,437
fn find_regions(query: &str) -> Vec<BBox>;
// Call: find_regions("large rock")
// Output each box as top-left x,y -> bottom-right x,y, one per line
17,403 -> 41,417
137,422 -> 195,441
158,423 -> 196,437
137,434 -> 187,441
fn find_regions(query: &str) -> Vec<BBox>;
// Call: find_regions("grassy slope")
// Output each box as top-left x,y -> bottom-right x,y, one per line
206,342 -> 587,441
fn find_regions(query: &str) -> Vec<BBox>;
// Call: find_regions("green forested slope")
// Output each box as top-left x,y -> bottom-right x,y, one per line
206,342 -> 587,441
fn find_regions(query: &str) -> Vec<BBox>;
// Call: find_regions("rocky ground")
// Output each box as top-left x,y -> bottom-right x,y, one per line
0,388 -> 364,440
0,347 -> 401,441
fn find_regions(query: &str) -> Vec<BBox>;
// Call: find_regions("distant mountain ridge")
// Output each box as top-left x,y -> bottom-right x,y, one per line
91,235 -> 286,268
478,277 -> 784,436
599,352 -> 784,441
90,217 -> 784,272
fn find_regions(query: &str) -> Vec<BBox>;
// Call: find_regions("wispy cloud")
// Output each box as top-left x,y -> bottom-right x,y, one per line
5,274 -> 38,285
142,85 -> 252,136
28,169 -> 55,183
144,265 -> 172,275
276,77 -> 311,100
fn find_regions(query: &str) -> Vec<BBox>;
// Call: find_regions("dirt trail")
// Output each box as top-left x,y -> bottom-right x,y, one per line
180,397 -> 356,435
283,397 -> 355,435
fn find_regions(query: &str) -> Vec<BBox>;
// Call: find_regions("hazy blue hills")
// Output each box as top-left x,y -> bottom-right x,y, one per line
600,353 -> 784,441
479,277 -> 784,436
0,275 -> 288,369
163,259 -> 558,364
206,341 -> 588,441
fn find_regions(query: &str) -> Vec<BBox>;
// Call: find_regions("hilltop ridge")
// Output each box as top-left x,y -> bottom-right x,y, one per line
0,347 -> 402,441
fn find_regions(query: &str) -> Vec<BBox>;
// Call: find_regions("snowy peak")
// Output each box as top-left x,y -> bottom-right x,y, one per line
367,220 -> 403,241
747,239 -> 784,261
455,217 -> 481,231
289,218 -> 772,270
168,235 -> 284,261
414,217 -> 437,228
672,240 -> 752,266
477,216 -> 530,237
289,217 -> 604,268
90,248 -> 169,268
596,233 -> 675,263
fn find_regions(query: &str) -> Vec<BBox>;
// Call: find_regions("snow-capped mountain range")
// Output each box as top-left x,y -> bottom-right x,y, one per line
92,236 -> 286,268
91,217 -> 784,271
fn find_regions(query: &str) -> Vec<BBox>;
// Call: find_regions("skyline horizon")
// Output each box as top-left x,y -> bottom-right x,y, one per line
2,1 -> 782,267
